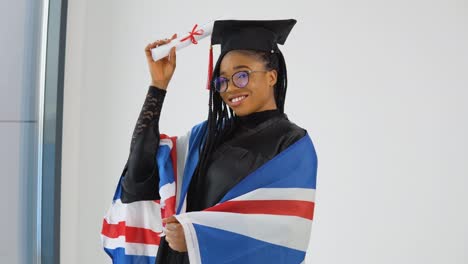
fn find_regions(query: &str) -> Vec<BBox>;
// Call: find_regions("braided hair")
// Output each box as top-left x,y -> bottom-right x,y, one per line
195,48 -> 289,181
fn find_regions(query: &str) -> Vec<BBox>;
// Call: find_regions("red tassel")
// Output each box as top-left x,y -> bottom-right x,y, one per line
206,45 -> 213,90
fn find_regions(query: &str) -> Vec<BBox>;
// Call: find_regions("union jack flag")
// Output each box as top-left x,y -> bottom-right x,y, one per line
101,121 -> 318,263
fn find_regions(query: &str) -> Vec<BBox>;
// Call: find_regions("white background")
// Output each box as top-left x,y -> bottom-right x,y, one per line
62,0 -> 468,263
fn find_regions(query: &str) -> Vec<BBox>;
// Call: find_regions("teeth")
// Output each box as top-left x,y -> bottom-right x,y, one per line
231,96 -> 246,103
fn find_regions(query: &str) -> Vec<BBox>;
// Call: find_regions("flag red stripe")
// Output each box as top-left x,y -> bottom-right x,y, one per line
161,195 -> 176,219
169,137 -> 177,183
161,134 -> 178,183
160,134 -> 178,206
204,200 -> 315,220
101,219 -> 161,245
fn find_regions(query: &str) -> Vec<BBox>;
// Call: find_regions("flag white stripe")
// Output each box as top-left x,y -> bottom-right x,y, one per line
160,138 -> 173,148
175,129 -> 191,213
104,199 -> 163,232
102,235 -> 159,256
229,187 -> 315,203
175,211 -> 312,252
177,214 -> 202,264
159,182 -> 175,206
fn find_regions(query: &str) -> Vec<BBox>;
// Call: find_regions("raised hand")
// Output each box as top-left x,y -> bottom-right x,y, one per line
145,33 -> 178,90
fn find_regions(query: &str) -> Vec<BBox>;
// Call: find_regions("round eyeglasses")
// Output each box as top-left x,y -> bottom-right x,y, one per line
213,70 -> 269,93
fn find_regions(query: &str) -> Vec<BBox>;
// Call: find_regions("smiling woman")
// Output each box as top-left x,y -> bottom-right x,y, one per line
101,19 -> 318,264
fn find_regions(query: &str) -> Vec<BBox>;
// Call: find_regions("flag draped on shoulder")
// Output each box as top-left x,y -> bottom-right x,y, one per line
101,120 -> 318,264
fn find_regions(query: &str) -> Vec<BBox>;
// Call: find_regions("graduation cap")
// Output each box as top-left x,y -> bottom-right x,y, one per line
205,19 -> 297,90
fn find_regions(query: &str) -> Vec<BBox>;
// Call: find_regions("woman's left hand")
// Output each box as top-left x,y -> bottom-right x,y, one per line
162,215 -> 187,252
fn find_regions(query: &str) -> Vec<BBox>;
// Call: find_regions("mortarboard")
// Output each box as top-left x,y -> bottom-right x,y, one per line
206,19 -> 297,89
149,19 -> 297,90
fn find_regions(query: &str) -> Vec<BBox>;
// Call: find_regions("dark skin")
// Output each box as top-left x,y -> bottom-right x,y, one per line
219,50 -> 278,116
146,37 -> 278,252
145,33 -> 178,90
162,215 -> 187,252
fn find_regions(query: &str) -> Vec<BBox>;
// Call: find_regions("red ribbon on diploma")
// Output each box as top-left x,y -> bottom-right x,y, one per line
180,24 -> 204,44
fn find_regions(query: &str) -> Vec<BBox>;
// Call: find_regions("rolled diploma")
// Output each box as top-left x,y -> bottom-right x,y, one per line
150,20 -> 215,62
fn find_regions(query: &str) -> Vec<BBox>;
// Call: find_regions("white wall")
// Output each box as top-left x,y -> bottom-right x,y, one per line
62,0 -> 468,263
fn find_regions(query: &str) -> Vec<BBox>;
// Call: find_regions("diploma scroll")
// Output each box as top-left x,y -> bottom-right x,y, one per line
150,19 -> 219,62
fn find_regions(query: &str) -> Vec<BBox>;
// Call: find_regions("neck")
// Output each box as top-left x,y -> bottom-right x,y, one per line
235,109 -> 282,129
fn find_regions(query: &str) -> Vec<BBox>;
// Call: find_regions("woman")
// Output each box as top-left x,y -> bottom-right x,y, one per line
102,19 -> 318,264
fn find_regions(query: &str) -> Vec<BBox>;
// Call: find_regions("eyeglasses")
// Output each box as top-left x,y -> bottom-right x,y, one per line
213,70 -> 269,93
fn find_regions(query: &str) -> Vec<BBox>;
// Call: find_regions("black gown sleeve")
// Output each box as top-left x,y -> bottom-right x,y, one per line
120,86 -> 167,203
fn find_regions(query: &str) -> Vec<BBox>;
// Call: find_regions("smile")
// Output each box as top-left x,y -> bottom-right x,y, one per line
229,95 -> 248,106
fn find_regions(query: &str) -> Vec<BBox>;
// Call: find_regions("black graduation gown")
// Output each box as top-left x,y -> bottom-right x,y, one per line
119,86 -> 306,263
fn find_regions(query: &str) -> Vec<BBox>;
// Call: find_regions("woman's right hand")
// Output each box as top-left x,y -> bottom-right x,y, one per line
145,33 -> 177,90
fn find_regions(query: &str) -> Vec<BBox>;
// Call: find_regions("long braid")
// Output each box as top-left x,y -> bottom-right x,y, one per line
275,50 -> 288,113
196,59 -> 231,179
